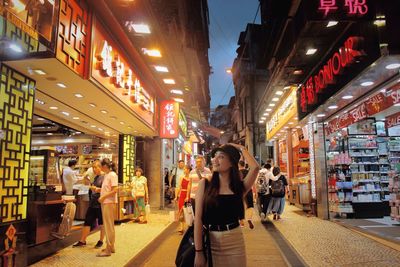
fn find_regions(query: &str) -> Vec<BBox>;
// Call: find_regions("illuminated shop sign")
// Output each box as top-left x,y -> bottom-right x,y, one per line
91,19 -> 155,127
266,88 -> 297,140
319,0 -> 369,17
96,40 -> 154,113
160,101 -> 180,139
386,112 -> 400,129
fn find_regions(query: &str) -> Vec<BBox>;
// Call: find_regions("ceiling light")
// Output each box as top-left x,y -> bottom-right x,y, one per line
120,121 -> 125,125
266,108 -> 272,112
289,122 -> 294,125
261,117 -> 266,120
34,69 -> 46,75
293,69 -> 303,75
142,48 -> 161,57
47,133 -> 53,136
326,21 -> 338,27
328,105 -> 338,109
128,126 -> 132,129
49,106 -> 58,110
269,103 -> 275,107
56,83 -> 67,88
317,114 -> 326,117
61,111 -> 70,116
173,98 -> 184,103
272,97 -> 279,101
163,79 -> 176,84
35,99 -> 45,105
37,117 -> 45,121
259,121 -> 264,124
361,81 -> 374,87
72,117 -> 79,120
342,95 -> 353,99
386,63 -> 400,70
276,91 -> 284,95
283,86 -> 291,90
9,43 -> 22,53
100,110 -> 108,114
91,125 -> 97,128
132,24 -> 151,34
110,116 -> 116,120
306,48 -> 317,55
294,117 -> 298,120
170,89 -> 183,95
284,126 -> 289,129
74,93 -> 83,98
263,113 -> 269,116
89,103 -> 96,107
98,128 -> 104,131
154,66 -> 169,72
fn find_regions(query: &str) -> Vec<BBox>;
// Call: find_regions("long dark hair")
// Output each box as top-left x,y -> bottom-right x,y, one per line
101,158 -> 117,172
203,166 -> 244,210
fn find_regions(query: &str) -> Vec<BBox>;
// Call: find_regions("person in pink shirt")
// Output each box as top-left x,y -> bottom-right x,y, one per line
97,158 -> 118,257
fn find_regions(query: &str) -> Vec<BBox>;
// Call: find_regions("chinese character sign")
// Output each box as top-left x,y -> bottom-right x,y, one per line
318,0 -> 369,17
160,101 -> 180,138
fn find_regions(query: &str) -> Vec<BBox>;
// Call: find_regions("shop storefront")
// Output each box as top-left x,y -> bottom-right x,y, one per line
266,87 -> 314,210
0,0 -> 161,265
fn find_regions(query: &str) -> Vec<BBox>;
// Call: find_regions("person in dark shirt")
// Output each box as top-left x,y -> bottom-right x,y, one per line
73,161 -> 105,248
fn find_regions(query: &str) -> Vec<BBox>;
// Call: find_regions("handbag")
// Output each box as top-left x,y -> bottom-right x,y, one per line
145,204 -> 151,215
183,202 -> 194,226
175,225 -> 212,267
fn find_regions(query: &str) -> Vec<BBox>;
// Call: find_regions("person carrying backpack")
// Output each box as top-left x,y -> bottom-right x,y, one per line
267,166 -> 289,220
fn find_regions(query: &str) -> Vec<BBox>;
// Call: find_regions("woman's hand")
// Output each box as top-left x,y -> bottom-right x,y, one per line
194,252 -> 207,267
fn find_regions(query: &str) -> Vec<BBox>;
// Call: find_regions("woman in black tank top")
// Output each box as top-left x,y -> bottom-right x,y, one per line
194,144 -> 260,267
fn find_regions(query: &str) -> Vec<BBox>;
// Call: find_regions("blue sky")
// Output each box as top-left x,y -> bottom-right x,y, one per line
208,0 -> 260,108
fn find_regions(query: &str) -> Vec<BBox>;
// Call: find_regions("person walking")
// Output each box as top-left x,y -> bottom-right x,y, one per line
256,163 -> 274,221
73,161 -> 105,248
194,144 -> 260,267
131,168 -> 149,224
238,160 -> 254,229
268,166 -> 289,220
189,155 -> 212,211
175,165 -> 192,233
97,158 -> 118,257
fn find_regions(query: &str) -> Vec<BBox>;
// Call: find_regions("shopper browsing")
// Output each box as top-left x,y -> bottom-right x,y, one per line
131,168 -> 149,224
194,144 -> 260,267
97,158 -> 118,257
73,161 -> 105,248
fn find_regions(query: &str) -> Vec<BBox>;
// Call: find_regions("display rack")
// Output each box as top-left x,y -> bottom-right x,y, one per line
388,137 -> 400,221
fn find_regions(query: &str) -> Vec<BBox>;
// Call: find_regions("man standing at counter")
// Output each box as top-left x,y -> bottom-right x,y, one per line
63,160 -> 78,195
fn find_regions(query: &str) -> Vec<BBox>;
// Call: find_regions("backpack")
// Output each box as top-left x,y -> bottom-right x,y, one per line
256,170 -> 269,194
270,177 -> 285,197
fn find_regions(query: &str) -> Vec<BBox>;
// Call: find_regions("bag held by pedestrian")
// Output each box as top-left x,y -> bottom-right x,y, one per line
270,177 -> 285,197
183,202 -> 194,226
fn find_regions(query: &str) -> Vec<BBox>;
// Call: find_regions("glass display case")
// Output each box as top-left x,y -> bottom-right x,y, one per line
30,150 -> 61,185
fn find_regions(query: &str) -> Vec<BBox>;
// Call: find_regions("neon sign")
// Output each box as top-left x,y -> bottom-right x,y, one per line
319,0 -> 368,17
96,40 -> 154,113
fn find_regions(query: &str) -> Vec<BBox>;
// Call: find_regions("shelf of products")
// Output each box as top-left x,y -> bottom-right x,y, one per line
388,137 -> 400,221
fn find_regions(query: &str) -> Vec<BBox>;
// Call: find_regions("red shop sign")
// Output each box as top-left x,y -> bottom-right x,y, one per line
160,101 -> 180,139
364,92 -> 388,115
319,0 -> 369,17
387,86 -> 400,106
386,112 -> 400,129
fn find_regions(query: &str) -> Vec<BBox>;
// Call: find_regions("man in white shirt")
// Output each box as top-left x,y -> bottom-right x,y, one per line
189,155 -> 212,211
256,163 -> 274,220
63,160 -> 78,195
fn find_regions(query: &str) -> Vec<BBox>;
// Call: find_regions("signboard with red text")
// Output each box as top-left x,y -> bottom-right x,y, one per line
160,101 -> 180,139
90,17 -> 155,127
305,0 -> 376,20
386,112 -> 400,129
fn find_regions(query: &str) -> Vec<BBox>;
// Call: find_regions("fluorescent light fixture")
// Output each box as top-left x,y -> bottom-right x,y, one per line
132,24 -> 151,34
72,117 -> 79,120
192,122 -> 197,128
269,103 -> 276,107
89,103 -> 96,107
294,117 -> 298,120
35,99 -> 45,105
293,69 -> 303,75
100,110 -> 108,114
91,125 -> 97,128
170,89 -> 183,95
283,86 -> 291,90
110,116 -> 117,120
306,48 -> 317,55
56,83 -> 67,88
266,108 -> 272,112
98,128 -> 104,131
74,93 -> 83,98
154,66 -> 169,72
289,122 -> 294,125
328,105 -> 338,109
49,106 -> 58,110
34,69 -> 46,75
47,133 -> 53,136
142,48 -> 161,57
37,117 -> 45,121
173,98 -> 184,103
327,21 -> 338,27
61,111 -> 70,116
276,91 -> 284,95
386,63 -> 400,70
9,43 -> 22,53
259,121 -> 264,124
272,97 -> 279,101
220,131 -> 225,134
317,114 -> 326,117
263,113 -> 269,116
120,121 -> 125,125
342,95 -> 353,99
361,81 -> 374,87
163,79 -> 176,84
261,117 -> 266,120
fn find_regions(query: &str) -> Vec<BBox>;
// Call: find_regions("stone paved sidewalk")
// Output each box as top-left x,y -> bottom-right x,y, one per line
30,211 -> 171,267
270,204 -> 400,267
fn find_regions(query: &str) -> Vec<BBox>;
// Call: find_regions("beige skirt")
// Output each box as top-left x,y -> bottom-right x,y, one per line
209,226 -> 246,267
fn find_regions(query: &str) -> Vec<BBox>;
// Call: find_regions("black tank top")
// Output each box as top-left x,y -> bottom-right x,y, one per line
203,194 -> 243,225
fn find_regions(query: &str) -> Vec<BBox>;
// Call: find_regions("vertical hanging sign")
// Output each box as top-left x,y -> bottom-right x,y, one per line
160,101 -> 180,139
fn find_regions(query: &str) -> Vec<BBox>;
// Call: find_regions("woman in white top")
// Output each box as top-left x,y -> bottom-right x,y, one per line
131,168 -> 149,224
